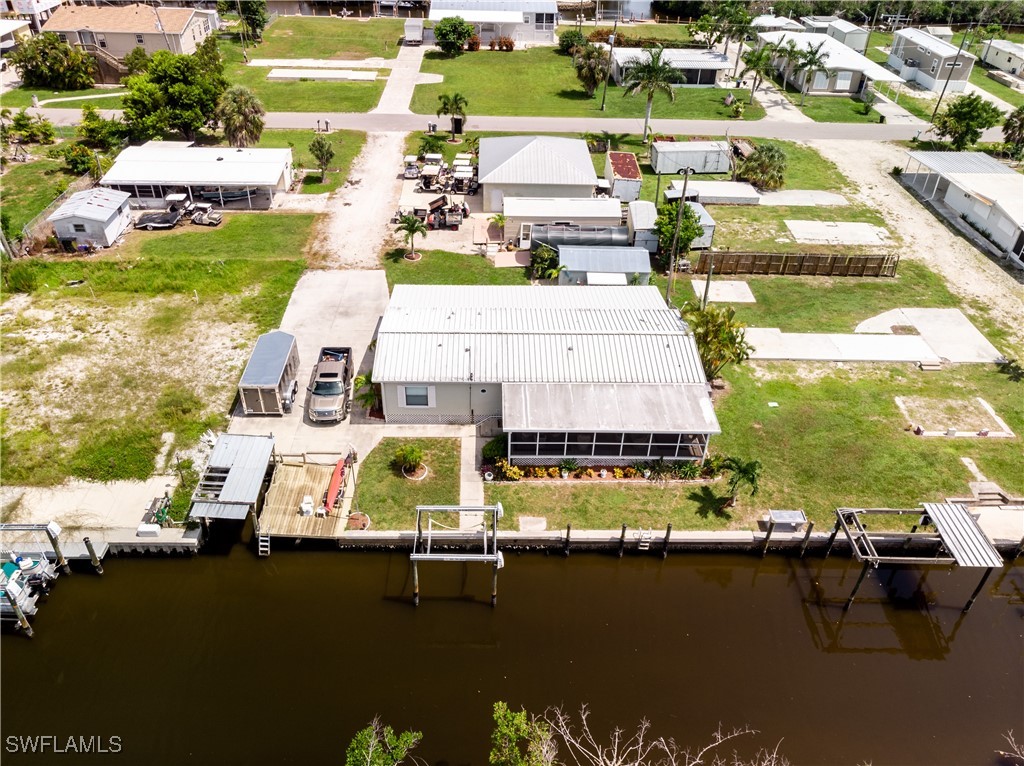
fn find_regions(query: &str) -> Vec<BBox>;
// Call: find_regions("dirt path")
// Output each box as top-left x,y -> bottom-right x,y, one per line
312,131 -> 407,268
807,139 -> 1024,352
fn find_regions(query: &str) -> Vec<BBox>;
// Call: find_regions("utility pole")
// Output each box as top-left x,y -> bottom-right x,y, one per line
930,26 -> 971,123
665,167 -> 694,303
599,15 -> 619,112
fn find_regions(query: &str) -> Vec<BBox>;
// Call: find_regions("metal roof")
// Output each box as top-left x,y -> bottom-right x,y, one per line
906,150 -> 1017,175
652,140 -> 730,157
430,0 -> 556,11
47,188 -> 130,223
607,152 -> 642,180
101,142 -> 292,188
828,19 -> 863,34
922,503 -> 1004,568
688,202 -> 715,227
0,19 -> 31,36
611,47 -> 731,70
189,435 -> 275,520
757,31 -> 905,82
374,285 -> 706,385
558,246 -> 652,274
478,136 -> 597,187
750,15 -> 803,31
627,200 -> 658,230
239,331 -> 297,388
189,501 -> 251,521
985,39 -> 1024,57
503,197 -> 621,219
895,27 -> 977,60
502,382 -> 720,433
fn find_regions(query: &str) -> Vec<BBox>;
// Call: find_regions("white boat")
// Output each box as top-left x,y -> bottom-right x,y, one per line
1,555 -> 57,620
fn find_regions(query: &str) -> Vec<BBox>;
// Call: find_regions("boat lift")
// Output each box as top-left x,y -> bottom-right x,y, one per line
410,504 -> 504,607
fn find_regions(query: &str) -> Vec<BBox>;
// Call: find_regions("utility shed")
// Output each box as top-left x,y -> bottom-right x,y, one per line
557,246 -> 651,285
404,18 -> 423,44
188,434 -> 275,521
650,141 -> 731,175
238,331 -> 301,416
827,19 -> 868,54
503,197 -> 622,249
627,200 -> 659,253
47,188 -> 132,248
686,202 -> 716,249
604,152 -> 643,202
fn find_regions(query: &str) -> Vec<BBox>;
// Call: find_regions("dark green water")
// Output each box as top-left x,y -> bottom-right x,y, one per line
1,548 -> 1021,765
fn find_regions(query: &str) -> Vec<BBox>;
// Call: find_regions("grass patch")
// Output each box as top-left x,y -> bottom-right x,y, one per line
0,87 -> 124,109
167,458 -> 199,522
411,47 -> 765,120
236,129 -> 366,194
66,425 -> 162,482
383,248 -> 530,290
252,16 -> 404,59
0,417 -> 67,486
0,157 -> 78,235
704,203 -> 891,253
355,438 -> 461,529
797,94 -> 882,123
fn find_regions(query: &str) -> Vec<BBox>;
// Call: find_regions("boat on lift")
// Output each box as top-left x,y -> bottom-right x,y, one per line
0,554 -> 57,620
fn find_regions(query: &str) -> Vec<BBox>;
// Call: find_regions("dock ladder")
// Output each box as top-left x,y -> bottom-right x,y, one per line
637,528 -> 653,551
257,534 -> 271,557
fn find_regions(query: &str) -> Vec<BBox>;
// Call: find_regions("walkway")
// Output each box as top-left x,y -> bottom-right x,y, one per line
372,43 -> 434,114
37,90 -> 126,106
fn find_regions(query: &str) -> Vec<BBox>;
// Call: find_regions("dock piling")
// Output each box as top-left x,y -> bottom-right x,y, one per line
491,564 -> 498,607
563,523 -> 571,557
618,524 -> 626,558
799,521 -> 815,558
412,560 -> 420,607
4,588 -> 33,638
45,523 -> 71,575
662,523 -> 672,559
761,520 -> 776,558
84,537 -> 104,575
844,561 -> 872,611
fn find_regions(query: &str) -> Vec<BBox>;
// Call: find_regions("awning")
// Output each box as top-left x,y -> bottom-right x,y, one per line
189,501 -> 251,521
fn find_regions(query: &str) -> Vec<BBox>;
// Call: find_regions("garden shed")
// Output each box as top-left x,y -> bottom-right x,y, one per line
826,19 -> 868,54
238,331 -> 301,416
650,141 -> 731,175
372,285 -> 719,465
627,200 -> 658,253
478,136 -> 598,213
47,188 -> 132,248
503,197 -> 622,249
557,245 -> 651,285
604,152 -> 643,202
685,202 -> 716,250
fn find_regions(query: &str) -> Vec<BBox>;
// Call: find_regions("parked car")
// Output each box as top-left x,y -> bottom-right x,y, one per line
191,203 -> 223,226
305,347 -> 353,423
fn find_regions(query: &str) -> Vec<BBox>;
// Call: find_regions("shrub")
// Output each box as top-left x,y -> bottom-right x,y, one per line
672,461 -> 701,480
494,458 -> 522,481
392,444 -> 424,472
481,433 -> 508,463
891,166 -> 903,177
730,101 -> 745,119
558,458 -> 580,474
489,38 -> 497,50
558,29 -> 587,55
613,467 -> 625,479
547,466 -> 560,479
467,34 -> 481,51
623,467 -> 639,478
3,263 -> 38,293
702,454 -> 726,478
497,35 -> 515,51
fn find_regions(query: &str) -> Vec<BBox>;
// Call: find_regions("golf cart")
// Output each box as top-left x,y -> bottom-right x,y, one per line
403,155 -> 421,179
165,193 -> 195,217
191,202 -> 223,226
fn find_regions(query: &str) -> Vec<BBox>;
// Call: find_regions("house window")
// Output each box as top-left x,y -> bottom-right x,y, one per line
835,71 -> 852,90
97,34 -> 106,48
57,33 -> 67,42
401,385 -> 434,408
73,224 -> 86,233
535,12 -> 555,30
812,71 -> 828,89
930,59 -> 937,73
203,19 -> 210,33
944,61 -> 963,68
136,34 -> 145,45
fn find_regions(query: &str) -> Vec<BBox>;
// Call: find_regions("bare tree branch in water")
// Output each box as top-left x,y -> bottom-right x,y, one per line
997,730 -> 1024,764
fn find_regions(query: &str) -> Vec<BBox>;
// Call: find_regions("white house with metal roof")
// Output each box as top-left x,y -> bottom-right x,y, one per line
903,151 -> 1024,268
749,15 -> 803,33
608,46 -> 731,87
478,136 -> 598,213
557,245 -> 651,285
188,434 -> 276,523
372,285 -> 719,465
428,0 -> 557,45
981,39 -> 1024,76
100,140 -> 293,209
757,31 -> 903,96
826,19 -> 868,54
47,188 -> 132,248
888,28 -> 975,93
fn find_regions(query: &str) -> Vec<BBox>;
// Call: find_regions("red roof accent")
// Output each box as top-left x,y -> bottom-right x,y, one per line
608,152 -> 642,180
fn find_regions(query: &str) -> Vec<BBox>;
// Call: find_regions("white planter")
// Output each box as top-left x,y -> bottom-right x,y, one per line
561,470 -> 569,479
484,471 -> 494,481
599,469 -> 607,478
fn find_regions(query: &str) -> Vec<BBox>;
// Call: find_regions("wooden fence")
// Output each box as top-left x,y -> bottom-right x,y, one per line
693,251 -> 900,278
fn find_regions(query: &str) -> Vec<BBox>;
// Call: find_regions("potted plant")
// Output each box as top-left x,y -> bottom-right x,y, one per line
393,444 -> 427,479
559,458 -> 579,479
481,464 -> 495,481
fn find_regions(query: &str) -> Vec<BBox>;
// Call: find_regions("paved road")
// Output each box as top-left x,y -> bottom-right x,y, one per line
38,105 -> 1007,142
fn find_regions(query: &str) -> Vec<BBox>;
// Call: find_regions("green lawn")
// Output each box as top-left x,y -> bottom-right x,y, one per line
968,63 -> 1024,109
0,158 -> 78,235
252,16 -> 405,59
797,94 -> 883,123
411,47 -> 765,120
383,248 -> 530,290
354,438 -> 461,529
214,129 -> 367,193
705,203 -> 892,254
0,87 -> 125,109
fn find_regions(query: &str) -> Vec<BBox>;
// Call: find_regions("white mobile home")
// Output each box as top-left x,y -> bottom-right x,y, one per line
609,46 -> 731,87
650,141 -> 731,175
100,141 -> 294,209
47,188 -> 132,248
800,15 -> 837,33
478,136 -> 598,213
758,31 -> 903,96
428,0 -> 557,46
626,200 -> 658,253
604,152 -> 642,202
503,197 -> 622,249
557,246 -> 651,285
981,39 -> 1024,76
888,28 -> 975,93
826,19 -> 868,54
372,285 -> 720,465
749,15 -> 803,34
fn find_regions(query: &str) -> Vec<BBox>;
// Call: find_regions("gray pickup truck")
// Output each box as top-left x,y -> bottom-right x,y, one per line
305,347 -> 353,423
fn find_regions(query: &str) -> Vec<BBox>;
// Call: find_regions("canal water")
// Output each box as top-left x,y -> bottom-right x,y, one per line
2,548 -> 1021,765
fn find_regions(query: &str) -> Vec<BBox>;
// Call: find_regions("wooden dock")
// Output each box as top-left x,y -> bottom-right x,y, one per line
258,457 -> 358,539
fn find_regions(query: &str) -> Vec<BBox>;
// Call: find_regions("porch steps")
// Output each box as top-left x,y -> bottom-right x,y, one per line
918,361 -> 943,371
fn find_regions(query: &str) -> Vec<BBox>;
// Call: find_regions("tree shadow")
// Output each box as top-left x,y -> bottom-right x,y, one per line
554,88 -> 593,102
687,485 -> 732,520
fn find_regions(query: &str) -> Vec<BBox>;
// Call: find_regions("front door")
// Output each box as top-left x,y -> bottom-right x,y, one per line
519,223 -> 532,250
79,29 -> 96,46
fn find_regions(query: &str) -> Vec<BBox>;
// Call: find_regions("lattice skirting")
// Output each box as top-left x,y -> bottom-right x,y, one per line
510,456 -> 701,467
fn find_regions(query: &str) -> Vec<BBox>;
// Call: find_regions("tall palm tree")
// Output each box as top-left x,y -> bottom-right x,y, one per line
1003,104 -> 1024,156
216,85 -> 266,148
797,41 -> 832,107
395,213 -> 427,258
436,92 -> 469,140
737,143 -> 787,190
572,43 -> 611,98
622,45 -> 681,143
722,456 -> 762,505
739,43 -> 777,104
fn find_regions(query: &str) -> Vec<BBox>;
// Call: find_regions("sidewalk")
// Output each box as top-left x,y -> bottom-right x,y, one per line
371,43 -> 435,115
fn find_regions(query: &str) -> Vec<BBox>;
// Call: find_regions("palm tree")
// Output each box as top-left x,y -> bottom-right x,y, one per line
797,41 -> 832,107
680,301 -> 753,381
216,85 -> 266,148
739,43 -> 777,104
353,371 -> 382,413
1003,105 -> 1024,157
418,133 -> 445,157
622,45 -> 680,143
436,92 -> 469,140
722,456 -> 762,506
737,143 -> 787,190
395,213 -> 427,259
572,43 -> 611,98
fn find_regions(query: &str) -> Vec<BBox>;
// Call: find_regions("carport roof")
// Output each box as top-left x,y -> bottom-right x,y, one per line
101,142 -> 292,188
189,434 -> 275,520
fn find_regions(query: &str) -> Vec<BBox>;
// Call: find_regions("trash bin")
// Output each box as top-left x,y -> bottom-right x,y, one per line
879,114 -> 886,124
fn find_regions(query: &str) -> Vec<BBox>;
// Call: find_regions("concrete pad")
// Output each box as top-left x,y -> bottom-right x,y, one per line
459,511 -> 485,530
12,476 -> 177,532
249,58 -> 393,69
518,516 -> 548,532
855,308 -> 1003,363
785,220 -> 890,245
746,327 -> 940,363
690,279 -> 756,303
267,68 -> 378,82
974,508 -> 1024,543
759,190 -> 849,206
493,250 -> 530,268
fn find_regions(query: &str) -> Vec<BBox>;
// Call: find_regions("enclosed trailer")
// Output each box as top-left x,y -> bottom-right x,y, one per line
650,141 -> 731,175
404,18 -> 423,45
687,202 -> 716,249
238,331 -> 300,416
627,200 -> 659,253
604,152 -> 643,202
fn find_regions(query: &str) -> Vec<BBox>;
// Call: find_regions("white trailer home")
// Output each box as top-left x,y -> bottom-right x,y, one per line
981,39 -> 1024,76
47,188 -> 132,248
651,141 -> 731,175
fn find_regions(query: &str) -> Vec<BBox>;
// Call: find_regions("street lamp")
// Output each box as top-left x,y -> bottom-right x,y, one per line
665,166 -> 695,303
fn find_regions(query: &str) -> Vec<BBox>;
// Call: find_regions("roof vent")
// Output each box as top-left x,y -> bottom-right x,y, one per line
217,156 -> 224,161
